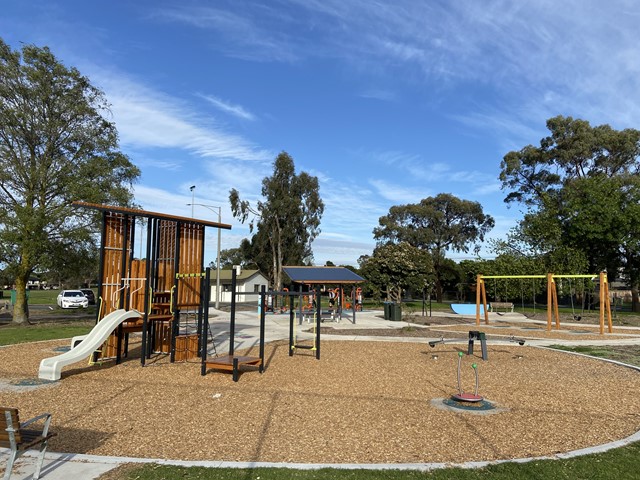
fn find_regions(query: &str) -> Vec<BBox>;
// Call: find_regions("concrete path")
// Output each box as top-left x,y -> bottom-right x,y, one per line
3,307 -> 640,479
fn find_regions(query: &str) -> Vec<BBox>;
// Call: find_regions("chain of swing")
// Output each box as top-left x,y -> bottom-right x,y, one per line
491,277 -> 592,319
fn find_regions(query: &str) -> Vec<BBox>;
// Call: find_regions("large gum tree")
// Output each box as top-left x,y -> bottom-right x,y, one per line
229,151 -> 324,291
373,193 -> 494,302
500,116 -> 640,310
0,39 -> 140,324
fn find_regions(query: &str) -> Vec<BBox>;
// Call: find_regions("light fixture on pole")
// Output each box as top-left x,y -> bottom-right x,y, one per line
186,202 -> 223,309
189,186 -> 196,217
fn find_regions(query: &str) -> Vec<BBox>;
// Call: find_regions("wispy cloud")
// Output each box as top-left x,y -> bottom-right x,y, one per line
150,5 -> 299,62
199,94 -> 257,121
89,67 -> 272,163
175,1 -> 640,142
368,179 -> 430,204
358,89 -> 397,102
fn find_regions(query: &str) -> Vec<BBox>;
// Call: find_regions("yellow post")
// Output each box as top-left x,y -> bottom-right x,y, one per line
552,279 -> 560,330
605,277 -> 613,333
482,278 -> 489,324
599,272 -> 609,334
475,274 -> 482,326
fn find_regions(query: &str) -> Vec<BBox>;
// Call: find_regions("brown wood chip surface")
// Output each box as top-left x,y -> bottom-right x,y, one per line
1,338 -> 639,464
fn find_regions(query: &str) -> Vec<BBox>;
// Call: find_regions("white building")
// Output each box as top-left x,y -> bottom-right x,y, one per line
210,269 -> 269,304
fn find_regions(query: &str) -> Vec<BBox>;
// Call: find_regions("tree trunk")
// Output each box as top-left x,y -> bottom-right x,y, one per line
12,275 -> 29,324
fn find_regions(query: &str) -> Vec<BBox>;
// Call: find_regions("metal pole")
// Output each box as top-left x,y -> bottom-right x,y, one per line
216,206 -> 221,310
229,267 -> 237,357
190,185 -> 195,217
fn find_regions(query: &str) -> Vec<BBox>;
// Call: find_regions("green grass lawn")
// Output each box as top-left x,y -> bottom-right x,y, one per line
0,321 -> 94,346
550,344 -> 640,368
103,440 -> 640,479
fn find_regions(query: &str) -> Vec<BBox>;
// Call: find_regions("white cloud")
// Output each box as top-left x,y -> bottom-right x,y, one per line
151,5 -> 299,62
90,68 -> 272,162
367,179 -> 429,204
199,94 -> 256,121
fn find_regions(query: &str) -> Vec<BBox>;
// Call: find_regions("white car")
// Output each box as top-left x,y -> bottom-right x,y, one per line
57,290 -> 89,309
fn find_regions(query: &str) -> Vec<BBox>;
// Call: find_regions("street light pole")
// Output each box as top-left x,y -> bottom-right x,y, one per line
215,207 -> 221,310
186,202 -> 222,310
189,185 -> 196,217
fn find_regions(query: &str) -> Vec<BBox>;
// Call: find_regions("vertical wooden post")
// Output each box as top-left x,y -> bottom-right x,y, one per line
546,273 -> 553,331
482,277 -> 489,325
605,274 -> 612,333
599,272 -> 607,334
475,274 -> 482,326
553,278 -> 560,330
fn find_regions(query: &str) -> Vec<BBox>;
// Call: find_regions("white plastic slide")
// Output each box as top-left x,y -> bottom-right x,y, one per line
38,309 -> 141,381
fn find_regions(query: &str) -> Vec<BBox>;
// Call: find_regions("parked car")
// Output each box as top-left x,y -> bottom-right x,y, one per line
57,290 -> 89,309
80,289 -> 96,305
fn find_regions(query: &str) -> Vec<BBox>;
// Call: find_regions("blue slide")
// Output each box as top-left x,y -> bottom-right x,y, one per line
450,303 -> 485,315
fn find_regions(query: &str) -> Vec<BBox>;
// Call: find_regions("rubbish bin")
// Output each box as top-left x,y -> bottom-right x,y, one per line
383,302 -> 391,320
10,290 -> 29,305
391,303 -> 402,321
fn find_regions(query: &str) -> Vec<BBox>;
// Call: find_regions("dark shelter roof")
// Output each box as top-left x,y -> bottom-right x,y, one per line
283,266 -> 365,284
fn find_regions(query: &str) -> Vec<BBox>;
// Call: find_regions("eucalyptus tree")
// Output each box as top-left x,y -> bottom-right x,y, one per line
0,39 -> 139,323
229,151 -> 324,290
500,115 -> 640,309
373,193 -> 494,302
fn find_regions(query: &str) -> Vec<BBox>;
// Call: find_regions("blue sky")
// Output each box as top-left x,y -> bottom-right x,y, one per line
3,1 -> 640,266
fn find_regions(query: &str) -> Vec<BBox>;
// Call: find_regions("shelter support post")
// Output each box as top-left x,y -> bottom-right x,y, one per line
288,293 -> 295,356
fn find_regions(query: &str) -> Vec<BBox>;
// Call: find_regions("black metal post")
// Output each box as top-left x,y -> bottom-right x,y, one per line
141,218 -> 153,367
115,214 -> 130,365
288,292 -> 295,356
352,287 -> 357,324
259,285 -> 266,373
170,222 -> 181,363
229,267 -> 237,357
315,287 -> 321,360
147,218 -> 159,358
201,268 -> 211,375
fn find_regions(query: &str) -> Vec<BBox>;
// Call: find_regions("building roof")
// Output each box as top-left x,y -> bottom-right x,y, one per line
283,266 -> 365,284
214,269 -> 266,282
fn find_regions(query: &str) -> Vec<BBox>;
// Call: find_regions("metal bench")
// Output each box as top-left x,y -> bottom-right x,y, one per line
1,407 -> 56,480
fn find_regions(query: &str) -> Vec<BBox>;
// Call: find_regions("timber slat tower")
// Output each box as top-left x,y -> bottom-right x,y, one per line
74,202 -> 231,365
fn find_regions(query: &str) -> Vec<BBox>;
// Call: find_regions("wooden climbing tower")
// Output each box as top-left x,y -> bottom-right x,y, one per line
74,202 -> 231,365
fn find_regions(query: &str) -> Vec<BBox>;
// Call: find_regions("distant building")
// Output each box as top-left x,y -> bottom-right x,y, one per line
210,269 -> 269,304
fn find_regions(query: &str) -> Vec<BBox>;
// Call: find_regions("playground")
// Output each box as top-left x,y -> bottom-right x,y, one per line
2,309 -> 640,466
3,202 -> 640,473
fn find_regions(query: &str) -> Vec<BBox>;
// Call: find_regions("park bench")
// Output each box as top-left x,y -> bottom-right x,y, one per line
0,407 -> 56,480
489,302 -> 514,313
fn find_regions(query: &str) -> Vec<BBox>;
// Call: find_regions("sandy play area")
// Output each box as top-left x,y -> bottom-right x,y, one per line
1,335 -> 640,465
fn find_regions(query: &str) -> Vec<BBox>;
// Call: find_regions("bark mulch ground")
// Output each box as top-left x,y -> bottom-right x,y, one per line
1,337 -> 640,464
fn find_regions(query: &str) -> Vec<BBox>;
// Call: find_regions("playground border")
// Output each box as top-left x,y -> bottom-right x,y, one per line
3,425 -> 640,476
